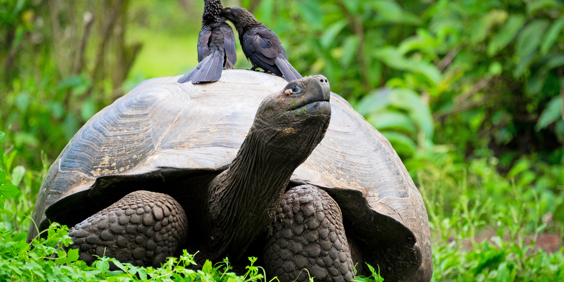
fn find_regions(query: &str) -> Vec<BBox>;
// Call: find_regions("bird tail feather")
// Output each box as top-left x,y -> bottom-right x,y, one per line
275,57 -> 303,82
177,52 -> 225,84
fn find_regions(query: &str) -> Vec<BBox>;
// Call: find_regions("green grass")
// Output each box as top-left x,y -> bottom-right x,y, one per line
413,153 -> 564,281
0,223 -> 268,281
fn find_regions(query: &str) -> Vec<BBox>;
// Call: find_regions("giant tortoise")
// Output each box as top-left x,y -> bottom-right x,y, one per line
28,71 -> 432,281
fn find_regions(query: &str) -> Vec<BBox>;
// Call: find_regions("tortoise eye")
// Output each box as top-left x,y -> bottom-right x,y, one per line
290,85 -> 302,94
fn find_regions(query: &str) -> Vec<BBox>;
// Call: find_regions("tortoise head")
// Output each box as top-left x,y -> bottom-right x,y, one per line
250,75 -> 331,164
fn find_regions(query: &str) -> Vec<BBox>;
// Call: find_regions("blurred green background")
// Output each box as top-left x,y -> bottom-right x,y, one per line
1,0 -> 564,280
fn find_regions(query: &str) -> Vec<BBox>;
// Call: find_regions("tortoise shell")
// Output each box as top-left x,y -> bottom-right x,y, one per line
28,70 -> 432,281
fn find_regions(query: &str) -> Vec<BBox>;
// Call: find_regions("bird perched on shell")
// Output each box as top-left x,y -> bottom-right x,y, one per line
220,7 -> 303,82
178,0 -> 237,84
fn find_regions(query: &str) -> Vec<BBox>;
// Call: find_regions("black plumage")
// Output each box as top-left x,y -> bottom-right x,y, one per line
220,7 -> 302,82
178,0 -> 237,84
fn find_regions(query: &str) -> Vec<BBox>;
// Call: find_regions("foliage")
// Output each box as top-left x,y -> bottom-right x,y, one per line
1,0 -> 564,281
0,133 -> 19,210
257,0 -> 564,162
419,153 -> 564,281
0,223 -> 270,281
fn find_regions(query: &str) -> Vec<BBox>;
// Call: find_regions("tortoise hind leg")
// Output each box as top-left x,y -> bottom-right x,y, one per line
264,185 -> 355,282
68,190 -> 188,268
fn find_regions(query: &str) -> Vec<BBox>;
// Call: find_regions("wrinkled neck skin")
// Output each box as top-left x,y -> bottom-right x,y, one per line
205,118 -> 320,261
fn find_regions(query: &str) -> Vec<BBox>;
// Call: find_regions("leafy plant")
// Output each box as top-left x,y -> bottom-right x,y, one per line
0,132 -> 19,210
1,0 -> 564,281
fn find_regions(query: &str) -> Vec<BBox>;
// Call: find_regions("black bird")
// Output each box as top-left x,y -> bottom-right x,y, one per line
220,7 -> 302,82
178,0 -> 237,84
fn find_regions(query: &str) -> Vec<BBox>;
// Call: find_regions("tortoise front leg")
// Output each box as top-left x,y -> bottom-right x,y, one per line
264,185 -> 355,282
68,190 -> 188,268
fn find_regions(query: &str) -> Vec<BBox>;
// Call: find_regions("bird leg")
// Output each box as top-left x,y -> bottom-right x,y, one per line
248,66 -> 268,73
67,191 -> 188,268
264,185 -> 355,282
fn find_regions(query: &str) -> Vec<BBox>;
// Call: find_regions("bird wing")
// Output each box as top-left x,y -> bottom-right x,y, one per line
197,25 -> 213,62
220,22 -> 237,69
242,27 -> 282,75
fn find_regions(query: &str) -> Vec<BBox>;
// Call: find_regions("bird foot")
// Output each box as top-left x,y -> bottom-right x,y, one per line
247,67 -> 266,73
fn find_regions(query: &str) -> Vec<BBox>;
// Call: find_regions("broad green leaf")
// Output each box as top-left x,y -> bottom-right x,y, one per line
296,1 -> 324,31
368,111 -> 416,134
202,260 -> 213,273
369,0 -> 420,25
513,52 -> 536,78
515,19 -> 549,59
374,47 -> 441,86
56,76 -> 88,94
0,131 -> 5,142
487,14 -> 526,56
546,55 -> 564,70
369,0 -> 402,21
128,266 -> 138,275
10,165 -> 25,186
389,89 -> 434,139
0,171 -> 5,183
0,182 -> 19,199
356,89 -> 391,116
471,10 -> 508,45
381,131 -> 417,156
112,259 -> 125,270
340,36 -> 359,66
55,250 -> 67,264
526,72 -> 547,95
526,0 -> 560,15
541,18 -> 564,55
343,0 -> 359,14
320,20 -> 348,49
535,96 -> 562,131
67,248 -> 79,262
556,119 -> 564,142
508,158 -> 530,178
138,268 -> 148,280
96,259 -> 110,273
398,37 -> 432,56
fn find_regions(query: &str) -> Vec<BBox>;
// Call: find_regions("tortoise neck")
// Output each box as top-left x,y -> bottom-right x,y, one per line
206,128 -> 297,260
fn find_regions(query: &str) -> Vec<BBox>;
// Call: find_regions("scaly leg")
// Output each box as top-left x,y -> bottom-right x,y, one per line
264,185 -> 355,282
68,190 -> 188,267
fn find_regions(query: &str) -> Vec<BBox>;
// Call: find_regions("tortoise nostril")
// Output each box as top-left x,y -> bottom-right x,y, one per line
320,79 -> 323,83
325,79 -> 327,82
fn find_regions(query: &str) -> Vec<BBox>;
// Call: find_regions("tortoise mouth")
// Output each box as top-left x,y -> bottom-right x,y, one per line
288,100 -> 330,115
